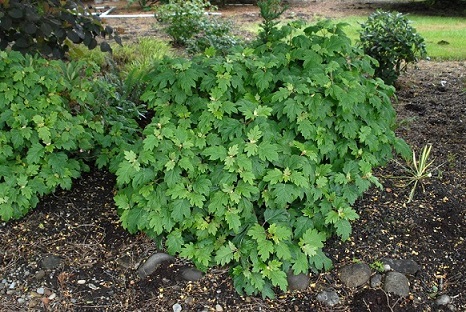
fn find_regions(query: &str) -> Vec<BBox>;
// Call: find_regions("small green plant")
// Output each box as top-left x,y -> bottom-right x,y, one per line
156,0 -> 214,46
185,18 -> 242,55
155,0 -> 238,54
256,0 -> 288,44
370,260 -> 385,273
394,144 -> 442,202
359,10 -> 427,85
0,0 -> 120,59
114,19 -> 410,298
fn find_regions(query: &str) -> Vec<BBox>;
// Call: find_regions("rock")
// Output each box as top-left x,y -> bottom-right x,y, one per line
17,297 -> 25,304
180,267 -> 203,281
8,281 -> 16,289
77,279 -> 86,285
339,263 -> 371,288
36,287 -> 45,295
370,273 -> 382,288
384,272 -> 410,297
215,304 -> 224,311
316,290 -> 340,307
435,294 -> 451,306
172,303 -> 182,312
287,272 -> 310,291
381,258 -> 420,275
138,253 -> 175,278
41,254 -> 63,270
34,270 -> 46,280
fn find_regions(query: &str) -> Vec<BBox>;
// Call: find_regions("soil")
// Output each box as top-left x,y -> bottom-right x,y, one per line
1,1 -> 466,311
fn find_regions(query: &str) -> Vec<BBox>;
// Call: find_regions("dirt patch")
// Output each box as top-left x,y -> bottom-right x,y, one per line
1,1 -> 466,311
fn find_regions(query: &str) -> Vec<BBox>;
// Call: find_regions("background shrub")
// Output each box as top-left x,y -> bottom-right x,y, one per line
359,10 -> 427,85
0,0 -> 120,59
113,19 -> 410,297
156,0 -> 240,53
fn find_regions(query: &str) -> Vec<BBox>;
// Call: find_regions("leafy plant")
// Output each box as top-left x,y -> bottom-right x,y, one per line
185,18 -> 242,55
359,10 -> 427,85
156,0 -> 214,46
155,0 -> 238,53
256,0 -> 288,44
0,50 -> 141,221
113,19 -> 410,298
393,144 -> 442,202
370,260 -> 385,273
0,0 -> 121,59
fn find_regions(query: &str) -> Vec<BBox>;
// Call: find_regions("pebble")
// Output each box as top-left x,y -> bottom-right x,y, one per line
77,279 -> 86,285
36,287 -> 45,295
435,294 -> 451,306
17,298 -> 25,304
172,303 -> 182,312
384,272 -> 410,297
287,272 -> 310,291
339,263 -> 371,288
370,273 -> 383,288
180,267 -> 203,281
35,270 -> 46,280
316,290 -> 340,307
215,304 -> 224,311
9,282 -> 16,289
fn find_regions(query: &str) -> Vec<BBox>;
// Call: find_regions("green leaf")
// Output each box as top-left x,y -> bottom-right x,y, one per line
215,241 -> 237,266
257,142 -> 279,162
225,210 -> 242,233
171,199 -> 191,222
299,228 -> 325,257
202,145 -> 227,160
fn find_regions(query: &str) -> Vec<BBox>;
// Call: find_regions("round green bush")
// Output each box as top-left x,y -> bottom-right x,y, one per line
114,19 -> 410,297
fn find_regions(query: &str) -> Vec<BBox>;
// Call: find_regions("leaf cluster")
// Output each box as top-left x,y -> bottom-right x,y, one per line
156,0 -> 241,54
0,50 -> 141,221
114,19 -> 410,297
359,10 -> 427,85
0,0 -> 121,59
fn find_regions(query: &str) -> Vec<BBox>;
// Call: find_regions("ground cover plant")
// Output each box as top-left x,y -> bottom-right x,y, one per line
0,0 -> 465,311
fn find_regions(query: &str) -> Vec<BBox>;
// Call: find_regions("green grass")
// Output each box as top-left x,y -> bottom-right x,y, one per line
337,15 -> 466,61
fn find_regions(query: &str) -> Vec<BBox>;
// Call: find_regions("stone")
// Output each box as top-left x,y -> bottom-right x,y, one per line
381,258 -> 420,275
339,263 -> 371,288
138,253 -> 175,279
435,294 -> 451,306
370,273 -> 382,288
172,303 -> 182,312
215,304 -> 224,311
41,254 -> 63,270
316,290 -> 340,307
36,287 -> 45,295
34,270 -> 46,280
180,267 -> 203,281
287,272 -> 310,291
384,272 -> 410,297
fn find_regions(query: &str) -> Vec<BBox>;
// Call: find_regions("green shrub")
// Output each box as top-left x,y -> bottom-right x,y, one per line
0,0 -> 120,59
186,18 -> 242,55
359,10 -> 427,85
0,51 -> 140,221
114,19 -> 410,297
156,0 -> 239,53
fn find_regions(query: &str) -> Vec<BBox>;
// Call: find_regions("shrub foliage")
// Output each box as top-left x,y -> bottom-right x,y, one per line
0,50 -> 140,221
359,10 -> 427,85
0,0 -> 120,59
113,19 -> 410,297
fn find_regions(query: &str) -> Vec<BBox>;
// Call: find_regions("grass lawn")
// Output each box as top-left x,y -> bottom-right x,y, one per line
338,15 -> 466,60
